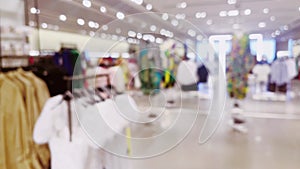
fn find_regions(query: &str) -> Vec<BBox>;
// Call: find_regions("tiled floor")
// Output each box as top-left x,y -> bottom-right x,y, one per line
106,82 -> 300,169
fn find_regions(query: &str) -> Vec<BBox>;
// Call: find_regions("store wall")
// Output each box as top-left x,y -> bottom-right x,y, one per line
0,0 -> 24,26
30,29 -> 129,52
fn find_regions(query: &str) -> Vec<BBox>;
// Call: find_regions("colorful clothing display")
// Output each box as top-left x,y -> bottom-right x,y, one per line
139,48 -> 160,94
226,35 -> 255,99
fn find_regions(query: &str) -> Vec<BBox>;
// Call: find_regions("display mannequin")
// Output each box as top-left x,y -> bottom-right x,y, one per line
226,34 -> 255,133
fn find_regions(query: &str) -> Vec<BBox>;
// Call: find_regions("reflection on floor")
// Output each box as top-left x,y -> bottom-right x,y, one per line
109,86 -> 300,169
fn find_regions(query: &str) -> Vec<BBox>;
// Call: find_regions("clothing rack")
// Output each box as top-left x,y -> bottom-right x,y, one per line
63,73 -> 111,90
62,73 -> 110,142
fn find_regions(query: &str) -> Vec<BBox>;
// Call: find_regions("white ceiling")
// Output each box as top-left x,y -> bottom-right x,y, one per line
27,0 -> 300,41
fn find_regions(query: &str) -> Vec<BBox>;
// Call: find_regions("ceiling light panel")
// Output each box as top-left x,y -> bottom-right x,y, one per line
263,8 -> 269,14
258,22 -> 266,28
162,13 -> 169,20
219,11 -> 227,17
146,4 -> 152,10
59,14 -> 67,21
227,10 -> 239,16
176,2 -> 187,9
100,6 -> 107,13
227,0 -> 237,5
77,18 -> 85,25
244,9 -> 251,15
131,0 -> 143,5
116,12 -> 125,20
82,0 -> 91,8
195,12 -> 206,18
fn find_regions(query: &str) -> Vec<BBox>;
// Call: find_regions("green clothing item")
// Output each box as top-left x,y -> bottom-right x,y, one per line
226,35 -> 255,99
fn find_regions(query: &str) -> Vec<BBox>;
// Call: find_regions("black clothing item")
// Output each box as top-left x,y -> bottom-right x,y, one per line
197,65 -> 208,83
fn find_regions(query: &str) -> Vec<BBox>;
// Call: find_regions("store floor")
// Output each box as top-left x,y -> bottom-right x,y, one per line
109,87 -> 300,169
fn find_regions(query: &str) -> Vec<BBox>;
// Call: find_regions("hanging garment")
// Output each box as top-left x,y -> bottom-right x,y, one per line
0,70 -> 51,169
197,64 -> 209,83
109,66 -> 126,93
286,58 -> 297,80
226,34 -> 255,99
176,60 -> 198,85
0,74 -> 30,169
33,95 -> 104,169
252,64 -> 271,83
54,49 -> 83,88
90,66 -> 111,88
270,59 -> 289,86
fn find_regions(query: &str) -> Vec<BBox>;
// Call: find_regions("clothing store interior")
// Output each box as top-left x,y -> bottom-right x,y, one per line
1,0 -> 300,168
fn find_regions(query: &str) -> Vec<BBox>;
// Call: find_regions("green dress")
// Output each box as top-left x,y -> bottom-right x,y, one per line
226,35 -> 255,99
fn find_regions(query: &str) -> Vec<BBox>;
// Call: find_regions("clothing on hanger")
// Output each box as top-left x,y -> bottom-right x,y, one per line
252,63 -> 271,83
0,69 -> 51,169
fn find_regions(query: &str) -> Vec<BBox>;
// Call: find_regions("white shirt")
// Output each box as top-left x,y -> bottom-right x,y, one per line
286,58 -> 297,80
33,95 -> 104,169
252,64 -> 271,82
176,60 -> 198,85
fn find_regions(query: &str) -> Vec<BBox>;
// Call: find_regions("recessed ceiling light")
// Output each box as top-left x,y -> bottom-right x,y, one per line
270,16 -> 276,21
116,28 -> 121,34
41,23 -> 47,29
195,12 -> 206,18
131,0 -> 143,5
162,13 -> 169,20
249,34 -> 263,40
94,23 -> 99,29
100,6 -> 106,13
283,25 -> 289,30
128,30 -> 136,37
116,12 -> 125,20
176,13 -> 186,20
227,0 -> 237,5
227,10 -> 239,16
206,19 -> 213,25
181,2 -> 187,8
88,21 -> 95,28
171,19 -> 179,26
150,25 -> 157,31
188,29 -> 196,37
275,30 -> 280,35
263,8 -> 269,14
102,25 -> 108,31
258,22 -> 266,28
177,2 -> 187,9
146,4 -> 152,10
244,9 -> 251,15
30,7 -> 37,14
77,18 -> 85,25
59,14 -> 67,21
233,23 -> 240,29
298,7 -> 300,11
271,33 -> 276,38
219,11 -> 227,17
82,0 -> 91,8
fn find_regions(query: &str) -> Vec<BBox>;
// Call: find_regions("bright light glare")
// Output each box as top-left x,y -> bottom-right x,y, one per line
59,14 -> 67,21
244,9 -> 251,15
